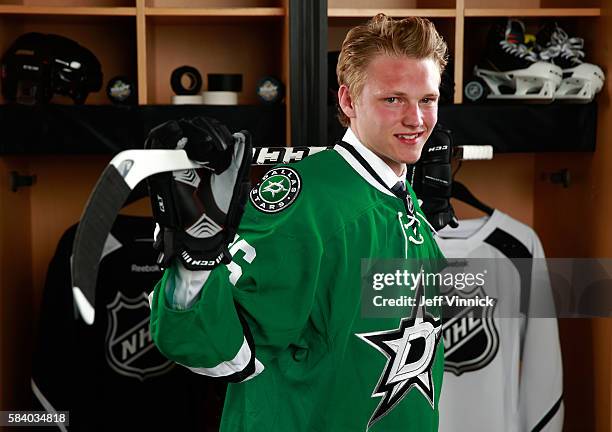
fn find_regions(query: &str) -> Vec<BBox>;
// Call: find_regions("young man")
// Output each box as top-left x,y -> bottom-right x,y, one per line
149,14 -> 448,431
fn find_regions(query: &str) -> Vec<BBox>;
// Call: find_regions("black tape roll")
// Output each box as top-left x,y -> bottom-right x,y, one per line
170,65 -> 203,95
208,74 -> 243,92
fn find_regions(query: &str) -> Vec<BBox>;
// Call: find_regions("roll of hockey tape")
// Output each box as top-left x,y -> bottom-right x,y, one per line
170,65 -> 203,95
207,74 -> 242,92
201,91 -> 238,105
457,145 -> 494,160
172,94 -> 203,105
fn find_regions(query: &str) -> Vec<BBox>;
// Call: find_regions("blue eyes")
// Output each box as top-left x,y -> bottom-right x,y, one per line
384,97 -> 437,104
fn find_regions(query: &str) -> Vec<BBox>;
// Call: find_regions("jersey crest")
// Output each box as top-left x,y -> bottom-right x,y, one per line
250,167 -> 301,213
442,286 -> 499,376
356,279 -> 442,429
105,292 -> 174,381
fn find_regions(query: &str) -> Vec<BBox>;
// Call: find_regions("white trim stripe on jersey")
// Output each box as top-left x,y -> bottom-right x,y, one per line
334,145 -> 395,198
241,359 -> 265,382
31,379 -> 68,432
182,336 -> 263,379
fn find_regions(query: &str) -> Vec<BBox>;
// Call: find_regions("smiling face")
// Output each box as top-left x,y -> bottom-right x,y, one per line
338,55 -> 441,175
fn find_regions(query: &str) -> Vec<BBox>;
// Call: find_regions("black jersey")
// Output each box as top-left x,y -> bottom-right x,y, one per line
32,215 -> 224,431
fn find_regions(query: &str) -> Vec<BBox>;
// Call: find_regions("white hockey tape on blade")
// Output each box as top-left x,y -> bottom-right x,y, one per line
457,145 -> 494,161
110,149 -> 202,189
72,286 -> 95,325
251,146 -> 331,165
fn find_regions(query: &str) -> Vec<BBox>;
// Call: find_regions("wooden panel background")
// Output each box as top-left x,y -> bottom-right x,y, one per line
145,18 -> 282,104
534,4 -> 611,431
0,157 -> 32,411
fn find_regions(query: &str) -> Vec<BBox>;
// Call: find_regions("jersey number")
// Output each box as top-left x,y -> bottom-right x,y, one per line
226,235 -> 256,286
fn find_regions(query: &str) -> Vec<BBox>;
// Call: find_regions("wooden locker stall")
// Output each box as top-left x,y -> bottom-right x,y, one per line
0,0 -> 291,414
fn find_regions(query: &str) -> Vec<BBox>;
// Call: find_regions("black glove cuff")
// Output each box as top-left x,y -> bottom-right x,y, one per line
178,244 -> 232,271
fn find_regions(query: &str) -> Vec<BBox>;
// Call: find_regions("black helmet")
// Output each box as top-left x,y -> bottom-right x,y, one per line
1,32 -> 102,105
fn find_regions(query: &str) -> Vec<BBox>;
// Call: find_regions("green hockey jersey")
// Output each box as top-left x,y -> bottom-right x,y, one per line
150,134 -> 446,432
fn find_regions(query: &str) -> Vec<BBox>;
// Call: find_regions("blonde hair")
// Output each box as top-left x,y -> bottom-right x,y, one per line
336,14 -> 448,127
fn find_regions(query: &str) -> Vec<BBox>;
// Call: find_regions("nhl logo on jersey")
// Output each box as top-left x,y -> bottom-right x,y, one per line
250,167 -> 301,213
105,292 -> 174,381
442,286 -> 499,376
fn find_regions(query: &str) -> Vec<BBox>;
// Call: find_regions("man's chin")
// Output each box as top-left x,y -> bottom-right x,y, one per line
399,150 -> 423,165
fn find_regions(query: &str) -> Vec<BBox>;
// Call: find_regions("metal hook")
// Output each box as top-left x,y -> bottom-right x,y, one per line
10,171 -> 36,192
549,169 -> 571,188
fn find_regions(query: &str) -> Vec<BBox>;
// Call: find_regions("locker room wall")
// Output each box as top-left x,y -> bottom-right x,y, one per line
451,154 -> 535,226
0,157 -> 33,412
534,3 -> 612,431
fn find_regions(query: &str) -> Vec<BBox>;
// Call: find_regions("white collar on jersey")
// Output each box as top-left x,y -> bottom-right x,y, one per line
335,128 -> 407,197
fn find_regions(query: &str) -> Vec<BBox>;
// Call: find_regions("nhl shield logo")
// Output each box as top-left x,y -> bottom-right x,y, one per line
105,292 -> 174,381
442,286 -> 499,376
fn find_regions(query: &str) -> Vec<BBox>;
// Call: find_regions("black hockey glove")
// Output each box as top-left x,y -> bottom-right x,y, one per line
145,116 -> 252,270
411,125 -> 458,231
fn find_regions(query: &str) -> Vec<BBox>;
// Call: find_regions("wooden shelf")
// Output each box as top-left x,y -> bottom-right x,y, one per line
0,5 -> 136,16
144,7 -> 285,18
465,8 -> 601,17
328,8 -> 456,18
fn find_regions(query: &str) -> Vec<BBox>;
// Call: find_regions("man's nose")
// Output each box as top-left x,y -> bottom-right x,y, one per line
401,103 -> 423,128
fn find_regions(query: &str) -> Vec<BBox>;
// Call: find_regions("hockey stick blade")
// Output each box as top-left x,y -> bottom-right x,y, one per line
71,149 -> 201,324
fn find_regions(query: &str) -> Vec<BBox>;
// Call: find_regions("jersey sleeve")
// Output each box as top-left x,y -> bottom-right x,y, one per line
519,234 -> 564,431
149,207 -> 324,383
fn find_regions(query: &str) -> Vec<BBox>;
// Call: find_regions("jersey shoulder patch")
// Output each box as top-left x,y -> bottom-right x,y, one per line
249,166 -> 302,214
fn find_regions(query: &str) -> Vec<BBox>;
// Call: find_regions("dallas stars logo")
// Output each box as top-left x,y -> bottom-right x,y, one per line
262,179 -> 289,198
250,167 -> 301,213
357,279 -> 442,429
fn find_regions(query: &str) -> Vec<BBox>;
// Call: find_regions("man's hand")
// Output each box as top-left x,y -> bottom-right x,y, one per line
146,116 -> 252,270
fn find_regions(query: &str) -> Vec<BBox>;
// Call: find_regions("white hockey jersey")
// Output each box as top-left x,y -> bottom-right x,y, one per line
436,209 -> 563,432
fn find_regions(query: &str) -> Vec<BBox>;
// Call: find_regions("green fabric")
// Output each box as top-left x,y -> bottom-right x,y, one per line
150,149 -> 445,431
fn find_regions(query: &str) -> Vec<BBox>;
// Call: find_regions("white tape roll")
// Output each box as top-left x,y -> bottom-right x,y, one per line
172,95 -> 203,105
457,145 -> 494,160
201,91 -> 238,105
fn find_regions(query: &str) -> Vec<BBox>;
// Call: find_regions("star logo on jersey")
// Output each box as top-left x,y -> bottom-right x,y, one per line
262,179 -> 288,197
357,280 -> 442,429
250,167 -> 301,213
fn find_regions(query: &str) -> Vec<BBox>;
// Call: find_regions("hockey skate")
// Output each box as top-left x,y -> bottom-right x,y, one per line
537,22 -> 605,103
464,19 -> 562,103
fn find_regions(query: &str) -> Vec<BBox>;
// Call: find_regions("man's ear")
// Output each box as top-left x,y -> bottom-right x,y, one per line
338,84 -> 357,119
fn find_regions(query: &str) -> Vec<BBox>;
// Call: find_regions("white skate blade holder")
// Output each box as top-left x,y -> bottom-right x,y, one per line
475,61 -> 563,103
555,63 -> 605,103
